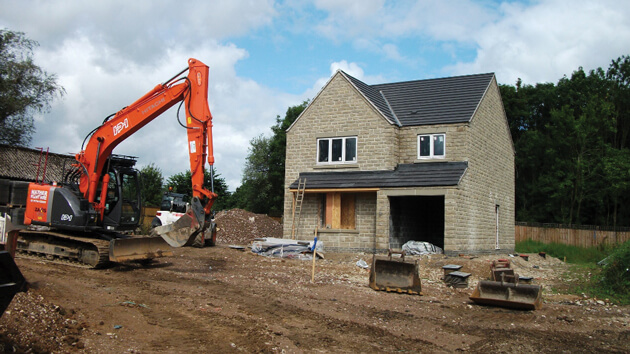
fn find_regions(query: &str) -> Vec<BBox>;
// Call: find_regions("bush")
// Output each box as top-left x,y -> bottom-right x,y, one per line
592,240 -> 630,304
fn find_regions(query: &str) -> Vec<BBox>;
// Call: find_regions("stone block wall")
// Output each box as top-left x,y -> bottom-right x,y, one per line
283,72 -> 396,243
398,123 -> 468,163
283,72 -> 515,255
448,77 -> 515,253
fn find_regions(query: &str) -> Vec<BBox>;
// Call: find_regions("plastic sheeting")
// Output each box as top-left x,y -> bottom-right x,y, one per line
402,241 -> 443,255
251,238 -> 324,260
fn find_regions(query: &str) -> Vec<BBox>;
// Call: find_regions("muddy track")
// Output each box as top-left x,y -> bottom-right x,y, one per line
2,245 -> 629,353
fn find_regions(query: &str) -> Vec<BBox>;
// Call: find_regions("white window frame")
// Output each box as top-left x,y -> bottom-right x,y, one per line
417,133 -> 445,159
317,136 -> 358,165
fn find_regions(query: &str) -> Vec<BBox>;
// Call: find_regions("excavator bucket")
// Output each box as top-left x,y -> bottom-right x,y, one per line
0,251 -> 26,317
109,236 -> 173,263
470,280 -> 543,310
369,250 -> 422,295
151,197 -> 207,247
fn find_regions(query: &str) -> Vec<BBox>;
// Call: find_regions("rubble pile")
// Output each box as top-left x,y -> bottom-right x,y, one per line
214,209 -> 283,246
0,292 -> 84,352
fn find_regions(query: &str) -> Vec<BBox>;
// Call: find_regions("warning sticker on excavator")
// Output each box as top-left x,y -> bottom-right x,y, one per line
190,141 -> 197,154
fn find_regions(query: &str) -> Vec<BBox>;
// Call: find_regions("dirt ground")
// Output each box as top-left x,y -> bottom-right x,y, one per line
2,210 -> 629,353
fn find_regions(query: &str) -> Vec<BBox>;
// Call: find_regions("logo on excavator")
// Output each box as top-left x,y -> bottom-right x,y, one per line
61,214 -> 73,222
29,189 -> 48,204
113,118 -> 129,136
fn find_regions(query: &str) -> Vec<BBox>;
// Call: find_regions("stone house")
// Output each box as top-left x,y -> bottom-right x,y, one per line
283,70 -> 514,255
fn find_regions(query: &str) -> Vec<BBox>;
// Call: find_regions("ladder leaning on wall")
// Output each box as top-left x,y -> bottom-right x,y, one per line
290,178 -> 306,240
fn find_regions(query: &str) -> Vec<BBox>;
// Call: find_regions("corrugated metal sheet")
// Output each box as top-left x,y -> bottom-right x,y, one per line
0,144 -> 76,183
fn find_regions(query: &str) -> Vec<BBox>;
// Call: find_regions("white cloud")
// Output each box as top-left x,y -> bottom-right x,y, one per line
314,0 -> 493,42
0,0 -> 293,191
0,0 -> 277,66
449,0 -> 630,84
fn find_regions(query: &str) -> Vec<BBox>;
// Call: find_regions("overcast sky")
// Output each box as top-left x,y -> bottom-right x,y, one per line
1,0 -> 628,191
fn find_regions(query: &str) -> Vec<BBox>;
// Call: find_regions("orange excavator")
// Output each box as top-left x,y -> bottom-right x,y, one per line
17,58 -> 217,267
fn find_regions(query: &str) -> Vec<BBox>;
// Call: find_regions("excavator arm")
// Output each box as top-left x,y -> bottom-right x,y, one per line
76,58 -> 216,246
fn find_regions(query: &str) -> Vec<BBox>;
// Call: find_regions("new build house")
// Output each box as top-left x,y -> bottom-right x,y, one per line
283,70 -> 515,255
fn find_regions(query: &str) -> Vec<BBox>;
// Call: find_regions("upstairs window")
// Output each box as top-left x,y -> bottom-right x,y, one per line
317,137 -> 357,164
418,134 -> 445,159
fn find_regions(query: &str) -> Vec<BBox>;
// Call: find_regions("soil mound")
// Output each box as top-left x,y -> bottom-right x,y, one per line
214,209 -> 283,245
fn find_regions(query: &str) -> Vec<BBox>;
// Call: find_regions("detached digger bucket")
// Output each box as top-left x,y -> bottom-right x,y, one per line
369,250 -> 422,295
470,280 -> 543,310
0,251 -> 26,317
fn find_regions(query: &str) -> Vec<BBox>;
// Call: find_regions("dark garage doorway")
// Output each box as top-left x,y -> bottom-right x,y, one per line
389,195 -> 445,250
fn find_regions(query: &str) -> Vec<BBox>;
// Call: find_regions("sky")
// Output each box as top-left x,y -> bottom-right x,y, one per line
1,0 -> 629,191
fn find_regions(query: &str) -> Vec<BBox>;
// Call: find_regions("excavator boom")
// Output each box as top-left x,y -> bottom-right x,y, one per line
72,58 -> 217,248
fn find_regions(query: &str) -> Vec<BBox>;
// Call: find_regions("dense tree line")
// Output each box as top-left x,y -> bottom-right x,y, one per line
501,55 -> 630,227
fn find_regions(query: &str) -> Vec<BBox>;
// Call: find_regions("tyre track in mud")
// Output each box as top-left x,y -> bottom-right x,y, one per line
101,253 -> 446,353
6,244 -> 630,353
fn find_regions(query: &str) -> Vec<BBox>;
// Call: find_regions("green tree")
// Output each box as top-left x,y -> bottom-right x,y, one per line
165,167 -> 232,211
234,101 -> 308,215
268,101 -> 308,214
237,135 -> 273,213
607,55 -> 630,149
139,163 -> 163,207
0,29 -> 65,146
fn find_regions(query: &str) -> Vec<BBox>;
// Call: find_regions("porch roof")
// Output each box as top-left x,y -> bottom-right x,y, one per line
289,162 -> 467,190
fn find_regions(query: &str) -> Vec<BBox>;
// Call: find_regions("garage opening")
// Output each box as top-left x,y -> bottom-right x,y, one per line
389,195 -> 444,250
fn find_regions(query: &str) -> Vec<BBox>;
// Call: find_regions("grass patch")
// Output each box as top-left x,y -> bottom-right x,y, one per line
515,239 -> 612,264
516,239 -> 630,304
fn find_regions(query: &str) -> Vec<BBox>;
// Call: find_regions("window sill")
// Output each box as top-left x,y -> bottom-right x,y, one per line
414,158 -> 450,163
318,228 -> 359,234
313,164 -> 359,170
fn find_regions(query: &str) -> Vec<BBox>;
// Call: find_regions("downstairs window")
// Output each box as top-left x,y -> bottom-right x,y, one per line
319,192 -> 356,230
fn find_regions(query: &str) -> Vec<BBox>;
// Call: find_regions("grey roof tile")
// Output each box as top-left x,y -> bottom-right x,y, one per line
289,162 -> 467,190
343,71 -> 494,126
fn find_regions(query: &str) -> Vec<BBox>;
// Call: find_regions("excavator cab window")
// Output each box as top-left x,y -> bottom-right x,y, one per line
100,167 -> 141,232
104,172 -> 118,215
119,170 -> 141,227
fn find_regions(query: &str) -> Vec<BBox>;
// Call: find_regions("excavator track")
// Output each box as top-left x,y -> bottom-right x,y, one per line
16,230 -> 112,269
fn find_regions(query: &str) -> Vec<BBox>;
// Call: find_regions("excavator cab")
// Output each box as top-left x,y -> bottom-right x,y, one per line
99,162 -> 142,232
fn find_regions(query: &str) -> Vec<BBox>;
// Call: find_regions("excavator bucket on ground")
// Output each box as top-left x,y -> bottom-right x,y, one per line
470,280 -> 543,310
369,250 -> 422,295
0,250 -> 26,317
470,259 -> 543,310
151,197 -> 208,248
